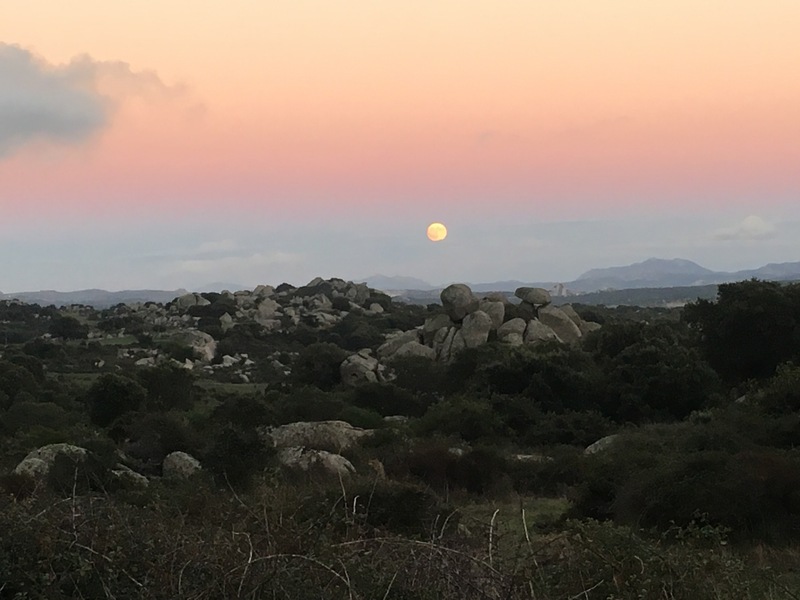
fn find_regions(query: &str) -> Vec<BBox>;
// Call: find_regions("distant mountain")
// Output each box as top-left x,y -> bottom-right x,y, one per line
0,289 -> 188,308
374,258 -> 800,303
736,262 -> 800,280
571,258 -> 717,292
360,275 -> 436,291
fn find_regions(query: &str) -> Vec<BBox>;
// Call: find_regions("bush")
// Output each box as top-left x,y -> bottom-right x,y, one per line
291,343 -> 347,390
86,374 -> 147,427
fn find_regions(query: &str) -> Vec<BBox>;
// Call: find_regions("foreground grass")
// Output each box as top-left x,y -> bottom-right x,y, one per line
1,474 -> 796,599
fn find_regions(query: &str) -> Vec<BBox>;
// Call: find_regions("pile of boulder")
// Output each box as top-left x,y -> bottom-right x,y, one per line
341,283 -> 601,381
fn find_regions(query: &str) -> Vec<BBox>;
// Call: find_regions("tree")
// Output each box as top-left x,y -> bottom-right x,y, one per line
49,315 -> 89,340
86,373 -> 146,427
291,342 -> 347,390
684,280 -> 800,381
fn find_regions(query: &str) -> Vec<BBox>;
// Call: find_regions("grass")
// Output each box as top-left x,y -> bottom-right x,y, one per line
459,495 -> 569,541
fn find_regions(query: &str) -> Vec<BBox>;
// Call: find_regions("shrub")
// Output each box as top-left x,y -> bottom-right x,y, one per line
85,373 -> 147,427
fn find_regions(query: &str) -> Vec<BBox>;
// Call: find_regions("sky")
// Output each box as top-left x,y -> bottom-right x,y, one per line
1,1 -> 799,291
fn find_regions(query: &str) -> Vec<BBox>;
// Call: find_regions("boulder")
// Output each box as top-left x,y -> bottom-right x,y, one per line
460,310 -> 493,348
392,340 -> 436,360
538,305 -> 582,345
263,420 -> 373,453
277,447 -> 356,480
579,321 -> 602,336
422,314 -> 454,345
162,451 -> 202,480
377,329 -> 422,360
558,304 -> 582,327
219,312 -> 234,332
524,319 -> 561,344
253,284 -> 275,298
110,464 -> 150,488
584,434 -> 619,455
440,284 -> 478,321
514,287 -> 551,306
13,443 -> 88,479
434,326 -> 466,362
256,298 -> 281,321
478,300 -> 505,330
497,318 -> 527,346
174,293 -> 210,309
340,350 -> 380,386
166,330 -> 217,362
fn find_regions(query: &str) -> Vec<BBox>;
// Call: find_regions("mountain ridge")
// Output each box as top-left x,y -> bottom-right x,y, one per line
4,258 -> 800,308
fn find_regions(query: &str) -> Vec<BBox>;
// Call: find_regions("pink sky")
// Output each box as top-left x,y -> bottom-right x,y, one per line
1,1 -> 799,289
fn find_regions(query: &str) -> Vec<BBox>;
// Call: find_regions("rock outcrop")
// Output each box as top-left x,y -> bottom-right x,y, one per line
497,318 -> 527,346
340,350 -> 390,386
262,420 -> 373,453
277,447 -> 356,480
460,310 -> 493,348
538,305 -> 583,345
440,284 -> 479,322
13,444 -> 88,479
162,451 -> 202,480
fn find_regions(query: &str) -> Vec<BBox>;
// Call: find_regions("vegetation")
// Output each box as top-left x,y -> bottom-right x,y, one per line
1,279 -> 800,597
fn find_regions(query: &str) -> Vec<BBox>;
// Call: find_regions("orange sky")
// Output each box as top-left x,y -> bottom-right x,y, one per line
1,2 -> 799,289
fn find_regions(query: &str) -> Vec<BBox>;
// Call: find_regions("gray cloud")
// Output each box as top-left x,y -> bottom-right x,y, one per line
0,42 -> 179,157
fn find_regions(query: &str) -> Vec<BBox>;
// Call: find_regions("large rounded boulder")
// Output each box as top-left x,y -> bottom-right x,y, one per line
440,284 -> 478,322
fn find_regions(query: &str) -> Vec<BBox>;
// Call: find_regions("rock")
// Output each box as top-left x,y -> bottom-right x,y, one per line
512,453 -> 553,463
13,443 -> 88,478
538,305 -> 582,345
558,304 -> 582,327
263,420 -> 373,453
440,284 -> 479,322
584,434 -> 619,455
497,318 -> 527,346
221,355 -> 238,367
13,457 -> 50,478
392,340 -> 436,360
219,312 -> 234,332
110,464 -> 150,488
253,284 -> 275,298
369,303 -> 384,314
422,314 -> 454,345
377,329 -> 422,360
341,350 -> 380,386
460,310 -> 493,348
524,319 -> 561,344
579,321 -> 601,336
162,451 -> 202,480
166,330 -> 217,362
514,287 -> 551,306
478,300 -> 505,330
135,357 -> 155,367
256,298 -> 281,321
435,327 -> 467,362
174,293 -> 210,309
277,447 -> 356,480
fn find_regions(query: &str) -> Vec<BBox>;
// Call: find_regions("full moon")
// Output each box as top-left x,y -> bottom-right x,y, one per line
426,222 -> 448,242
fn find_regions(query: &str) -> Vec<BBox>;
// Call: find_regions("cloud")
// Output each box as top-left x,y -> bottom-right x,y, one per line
711,215 -> 776,241
0,42 -> 181,157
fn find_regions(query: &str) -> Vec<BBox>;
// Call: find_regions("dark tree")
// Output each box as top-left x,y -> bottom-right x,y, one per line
684,280 -> 800,381
86,373 -> 147,427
